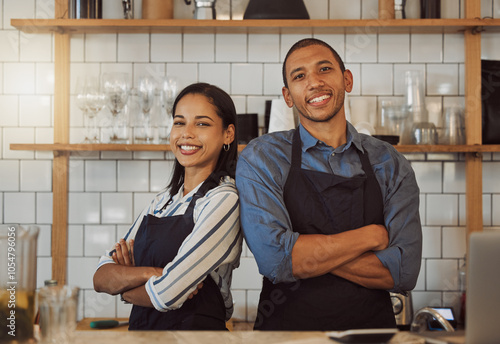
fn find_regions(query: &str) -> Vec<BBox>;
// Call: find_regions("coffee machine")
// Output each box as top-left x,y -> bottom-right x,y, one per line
184,0 -> 216,20
390,292 -> 414,330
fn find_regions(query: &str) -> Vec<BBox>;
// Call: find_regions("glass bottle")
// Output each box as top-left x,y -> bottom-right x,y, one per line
0,225 -> 39,344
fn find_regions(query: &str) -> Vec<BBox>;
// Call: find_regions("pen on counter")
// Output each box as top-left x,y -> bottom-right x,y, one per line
90,320 -> 129,329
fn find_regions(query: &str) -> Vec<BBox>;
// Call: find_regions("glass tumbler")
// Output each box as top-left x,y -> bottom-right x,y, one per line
440,106 -> 465,145
38,286 -> 79,344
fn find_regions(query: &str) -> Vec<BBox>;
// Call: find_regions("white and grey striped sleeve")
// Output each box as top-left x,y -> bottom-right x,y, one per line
145,182 -> 241,312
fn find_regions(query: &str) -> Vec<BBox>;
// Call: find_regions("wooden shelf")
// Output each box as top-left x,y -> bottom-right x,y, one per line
9,143 -> 248,152
11,18 -> 500,35
10,143 -> 500,153
395,144 -> 500,153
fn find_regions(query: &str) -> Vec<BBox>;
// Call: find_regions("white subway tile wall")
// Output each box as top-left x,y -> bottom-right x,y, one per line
35,62 -> 54,95
1,0 -> 500,323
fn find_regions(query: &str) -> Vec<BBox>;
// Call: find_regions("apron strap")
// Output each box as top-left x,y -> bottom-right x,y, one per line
185,175 -> 220,216
358,149 -> 385,225
291,127 -> 302,168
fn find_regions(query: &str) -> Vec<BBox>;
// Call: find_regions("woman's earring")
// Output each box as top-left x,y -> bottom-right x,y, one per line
223,143 -> 230,152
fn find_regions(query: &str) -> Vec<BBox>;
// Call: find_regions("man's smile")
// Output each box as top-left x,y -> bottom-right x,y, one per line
308,94 -> 331,104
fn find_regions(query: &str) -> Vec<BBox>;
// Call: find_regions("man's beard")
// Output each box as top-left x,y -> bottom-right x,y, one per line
299,109 -> 337,123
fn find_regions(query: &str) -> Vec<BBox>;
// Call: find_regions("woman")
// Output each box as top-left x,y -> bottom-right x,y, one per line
93,83 -> 242,331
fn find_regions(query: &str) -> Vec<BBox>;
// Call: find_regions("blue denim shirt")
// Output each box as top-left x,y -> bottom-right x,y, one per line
235,123 -> 422,293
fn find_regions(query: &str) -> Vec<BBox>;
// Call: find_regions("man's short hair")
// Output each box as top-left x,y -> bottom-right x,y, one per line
282,38 -> 346,88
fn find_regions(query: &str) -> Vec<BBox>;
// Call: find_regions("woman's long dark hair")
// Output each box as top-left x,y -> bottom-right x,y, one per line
167,82 -> 238,198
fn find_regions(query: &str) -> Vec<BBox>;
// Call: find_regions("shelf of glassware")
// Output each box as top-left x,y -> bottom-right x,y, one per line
9,143 -> 243,152
9,143 -> 500,153
10,18 -> 500,34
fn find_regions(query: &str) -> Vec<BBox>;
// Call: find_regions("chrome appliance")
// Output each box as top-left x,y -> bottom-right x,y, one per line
390,292 -> 413,330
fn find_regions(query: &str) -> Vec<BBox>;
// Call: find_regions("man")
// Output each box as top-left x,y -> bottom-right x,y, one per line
235,38 -> 422,331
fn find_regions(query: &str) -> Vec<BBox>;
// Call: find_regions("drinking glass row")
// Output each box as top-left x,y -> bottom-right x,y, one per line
75,72 -> 178,144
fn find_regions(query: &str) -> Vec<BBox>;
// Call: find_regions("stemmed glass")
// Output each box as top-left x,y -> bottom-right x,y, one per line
85,77 -> 106,143
102,72 -> 130,143
162,76 -> 179,116
135,76 -> 156,143
158,76 -> 179,144
76,77 -> 92,143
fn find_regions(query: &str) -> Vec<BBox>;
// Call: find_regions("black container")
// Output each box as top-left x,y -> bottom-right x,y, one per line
237,114 -> 259,144
244,0 -> 309,19
420,0 -> 440,18
481,59 -> 500,144
264,100 -> 272,134
89,0 -> 102,19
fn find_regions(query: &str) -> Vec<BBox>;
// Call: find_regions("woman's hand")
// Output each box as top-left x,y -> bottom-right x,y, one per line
112,238 -> 203,300
112,239 -> 135,266
187,282 -> 204,299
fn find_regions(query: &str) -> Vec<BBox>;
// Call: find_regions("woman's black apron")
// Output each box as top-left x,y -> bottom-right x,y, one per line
254,129 -> 396,331
128,182 -> 227,330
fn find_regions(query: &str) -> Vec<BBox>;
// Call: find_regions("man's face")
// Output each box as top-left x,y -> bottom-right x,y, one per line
282,44 -> 353,125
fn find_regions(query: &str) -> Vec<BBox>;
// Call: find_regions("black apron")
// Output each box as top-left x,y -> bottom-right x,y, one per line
254,129 -> 396,331
128,182 -> 227,331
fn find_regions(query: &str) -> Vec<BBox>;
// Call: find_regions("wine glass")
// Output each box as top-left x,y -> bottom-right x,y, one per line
75,76 -> 93,143
102,72 -> 130,143
162,76 -> 179,116
135,76 -> 156,143
158,76 -> 178,144
85,77 -> 106,143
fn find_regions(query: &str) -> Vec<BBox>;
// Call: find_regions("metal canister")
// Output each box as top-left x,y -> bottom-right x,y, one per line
70,0 -> 102,19
391,292 -> 414,330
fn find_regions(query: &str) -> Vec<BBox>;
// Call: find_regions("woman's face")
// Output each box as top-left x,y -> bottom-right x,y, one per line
170,93 -> 234,175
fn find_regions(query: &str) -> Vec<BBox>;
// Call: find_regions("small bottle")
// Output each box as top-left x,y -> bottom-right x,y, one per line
458,257 -> 466,328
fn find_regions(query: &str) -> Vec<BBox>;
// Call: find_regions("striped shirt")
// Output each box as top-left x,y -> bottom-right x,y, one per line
97,176 -> 242,320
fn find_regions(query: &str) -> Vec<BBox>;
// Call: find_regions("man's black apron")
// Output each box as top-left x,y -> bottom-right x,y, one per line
128,181 -> 227,330
254,129 -> 396,331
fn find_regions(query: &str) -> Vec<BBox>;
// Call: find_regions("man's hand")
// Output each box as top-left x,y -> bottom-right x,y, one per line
292,224 -> 389,280
362,224 -> 390,251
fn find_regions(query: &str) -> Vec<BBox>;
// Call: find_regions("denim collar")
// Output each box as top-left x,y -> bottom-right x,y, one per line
298,121 -> 364,154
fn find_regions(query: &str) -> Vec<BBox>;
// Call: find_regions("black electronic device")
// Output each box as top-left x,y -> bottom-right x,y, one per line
243,0 -> 309,19
236,114 -> 259,144
327,328 -> 398,343
428,307 -> 458,330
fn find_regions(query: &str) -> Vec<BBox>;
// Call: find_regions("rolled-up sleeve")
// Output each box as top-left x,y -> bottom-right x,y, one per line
236,145 -> 299,284
375,156 -> 422,293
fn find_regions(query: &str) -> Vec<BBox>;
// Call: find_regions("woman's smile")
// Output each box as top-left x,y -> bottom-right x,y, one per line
179,144 -> 201,154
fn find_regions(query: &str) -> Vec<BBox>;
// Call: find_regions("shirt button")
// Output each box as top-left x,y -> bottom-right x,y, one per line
331,152 -> 335,156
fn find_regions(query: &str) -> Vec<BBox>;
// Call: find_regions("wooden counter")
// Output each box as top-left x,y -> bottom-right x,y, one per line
74,318 -> 467,343
70,330 -> 431,344
77,318 -> 254,332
